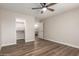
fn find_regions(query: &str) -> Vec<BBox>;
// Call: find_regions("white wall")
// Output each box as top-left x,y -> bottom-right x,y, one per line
25,16 -> 35,42
0,11 -> 1,50
0,10 -> 16,46
0,9 -> 35,47
43,8 -> 79,48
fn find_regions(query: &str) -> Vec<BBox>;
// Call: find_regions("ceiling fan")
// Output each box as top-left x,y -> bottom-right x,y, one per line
32,3 -> 56,14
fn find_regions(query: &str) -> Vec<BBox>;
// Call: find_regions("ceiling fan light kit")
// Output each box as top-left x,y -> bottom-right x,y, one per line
42,7 -> 47,12
32,3 -> 56,14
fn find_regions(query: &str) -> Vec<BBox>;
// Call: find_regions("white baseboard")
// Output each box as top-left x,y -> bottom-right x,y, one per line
44,38 -> 79,49
25,39 -> 34,43
1,42 -> 16,47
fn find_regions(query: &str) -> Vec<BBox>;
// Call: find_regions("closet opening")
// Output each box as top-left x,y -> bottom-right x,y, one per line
16,18 -> 26,44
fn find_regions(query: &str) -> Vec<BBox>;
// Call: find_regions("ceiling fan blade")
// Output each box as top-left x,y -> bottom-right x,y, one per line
46,3 -> 56,7
40,3 -> 45,7
32,7 -> 42,9
47,8 -> 54,12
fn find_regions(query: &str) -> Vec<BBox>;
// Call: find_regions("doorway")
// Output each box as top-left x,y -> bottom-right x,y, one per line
34,22 -> 43,39
16,18 -> 26,44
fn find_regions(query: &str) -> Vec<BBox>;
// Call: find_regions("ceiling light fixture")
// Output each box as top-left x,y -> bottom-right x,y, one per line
34,24 -> 38,28
42,7 -> 47,12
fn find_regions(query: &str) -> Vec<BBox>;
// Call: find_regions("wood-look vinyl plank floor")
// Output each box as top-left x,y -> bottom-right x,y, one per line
0,38 -> 79,56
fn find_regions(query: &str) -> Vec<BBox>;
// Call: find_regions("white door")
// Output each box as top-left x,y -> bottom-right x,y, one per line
38,22 -> 43,39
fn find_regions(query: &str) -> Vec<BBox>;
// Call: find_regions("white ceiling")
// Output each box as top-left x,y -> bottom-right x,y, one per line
0,3 -> 79,20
